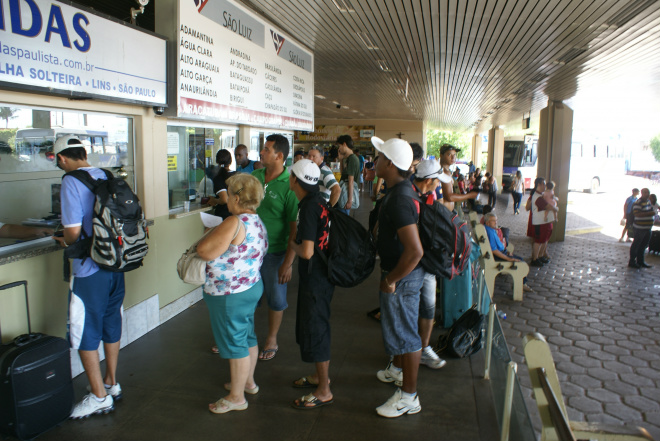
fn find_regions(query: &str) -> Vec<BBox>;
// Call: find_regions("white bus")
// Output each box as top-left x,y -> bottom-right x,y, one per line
14,127 -> 109,160
568,141 -> 625,193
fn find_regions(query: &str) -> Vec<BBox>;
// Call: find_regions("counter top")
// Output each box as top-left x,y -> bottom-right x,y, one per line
0,219 -> 155,266
168,204 -> 214,219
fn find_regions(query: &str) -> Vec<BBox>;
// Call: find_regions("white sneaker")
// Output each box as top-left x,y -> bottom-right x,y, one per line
86,383 -> 122,400
420,346 -> 447,369
376,361 -> 403,387
376,388 -> 421,418
70,393 -> 114,419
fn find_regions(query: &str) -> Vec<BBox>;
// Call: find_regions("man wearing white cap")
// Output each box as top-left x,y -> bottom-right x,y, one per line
288,159 -> 336,410
371,137 -> 425,418
53,136 -> 124,419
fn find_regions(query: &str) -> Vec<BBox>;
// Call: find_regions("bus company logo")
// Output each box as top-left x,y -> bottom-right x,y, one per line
193,0 -> 208,13
270,30 -> 285,55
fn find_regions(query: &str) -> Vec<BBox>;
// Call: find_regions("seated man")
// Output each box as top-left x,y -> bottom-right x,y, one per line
483,213 -> 532,292
480,205 -> 509,248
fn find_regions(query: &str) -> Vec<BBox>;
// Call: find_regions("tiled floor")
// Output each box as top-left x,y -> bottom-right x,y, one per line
490,192 -> 660,440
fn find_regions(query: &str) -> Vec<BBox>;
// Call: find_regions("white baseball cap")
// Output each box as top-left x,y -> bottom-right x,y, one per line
53,135 -> 85,156
290,159 -> 320,190
415,159 -> 452,184
371,136 -> 413,171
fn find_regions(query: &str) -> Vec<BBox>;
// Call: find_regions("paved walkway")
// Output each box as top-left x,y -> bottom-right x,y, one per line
489,191 -> 660,439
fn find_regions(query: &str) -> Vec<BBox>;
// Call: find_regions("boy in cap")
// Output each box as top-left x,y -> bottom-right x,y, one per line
412,159 -> 447,370
438,144 -> 478,211
54,136 -> 125,419
288,159 -> 335,409
371,137 -> 425,418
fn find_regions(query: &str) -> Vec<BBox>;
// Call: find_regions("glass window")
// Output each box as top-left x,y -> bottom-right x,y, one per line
0,103 -> 135,248
166,124 -> 237,209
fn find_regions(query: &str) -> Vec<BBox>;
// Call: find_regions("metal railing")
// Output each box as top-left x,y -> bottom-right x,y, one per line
469,235 -> 536,441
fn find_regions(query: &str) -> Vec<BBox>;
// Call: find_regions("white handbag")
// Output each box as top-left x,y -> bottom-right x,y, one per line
177,229 -> 214,285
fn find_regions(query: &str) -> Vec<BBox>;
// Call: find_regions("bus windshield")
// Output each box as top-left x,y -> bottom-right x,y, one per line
503,141 -> 524,167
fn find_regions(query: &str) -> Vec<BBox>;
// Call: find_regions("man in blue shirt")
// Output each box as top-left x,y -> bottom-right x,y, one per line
484,213 -> 532,292
234,144 -> 262,174
55,136 -> 125,419
619,188 -> 639,242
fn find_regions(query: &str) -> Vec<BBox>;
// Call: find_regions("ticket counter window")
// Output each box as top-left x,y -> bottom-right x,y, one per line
166,125 -> 237,210
0,104 -> 135,250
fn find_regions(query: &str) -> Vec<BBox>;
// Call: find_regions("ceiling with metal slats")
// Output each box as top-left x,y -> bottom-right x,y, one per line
237,0 -> 660,135
69,0 -> 660,135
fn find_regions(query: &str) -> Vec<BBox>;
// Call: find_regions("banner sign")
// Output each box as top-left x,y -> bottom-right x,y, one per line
178,0 -> 314,131
0,0 -> 167,106
295,125 -> 376,142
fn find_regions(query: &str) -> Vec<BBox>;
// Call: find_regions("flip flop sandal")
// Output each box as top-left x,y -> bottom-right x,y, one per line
258,347 -> 278,361
292,376 -> 331,388
209,398 -> 248,414
224,383 -> 260,394
292,393 -> 333,410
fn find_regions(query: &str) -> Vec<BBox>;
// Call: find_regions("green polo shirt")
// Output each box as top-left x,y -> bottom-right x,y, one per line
252,167 -> 298,253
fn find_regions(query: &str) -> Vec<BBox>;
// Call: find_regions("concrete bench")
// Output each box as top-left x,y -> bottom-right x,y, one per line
472,224 -> 528,301
523,332 -> 654,441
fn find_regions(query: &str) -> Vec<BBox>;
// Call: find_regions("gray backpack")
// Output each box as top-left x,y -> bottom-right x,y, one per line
63,169 -> 148,279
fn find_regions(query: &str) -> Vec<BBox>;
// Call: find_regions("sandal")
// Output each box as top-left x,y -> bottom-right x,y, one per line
209,398 -> 248,414
258,347 -> 278,361
224,383 -> 259,394
292,376 -> 331,388
292,393 -> 333,410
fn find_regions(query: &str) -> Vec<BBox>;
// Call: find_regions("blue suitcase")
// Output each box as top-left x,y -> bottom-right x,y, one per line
441,240 -> 484,327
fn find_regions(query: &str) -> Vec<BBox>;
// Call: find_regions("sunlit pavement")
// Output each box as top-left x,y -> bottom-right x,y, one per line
490,175 -> 660,439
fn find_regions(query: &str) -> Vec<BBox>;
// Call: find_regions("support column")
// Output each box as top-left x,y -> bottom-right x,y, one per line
238,124 -> 251,148
487,127 -> 504,191
538,101 -> 573,242
471,134 -> 482,170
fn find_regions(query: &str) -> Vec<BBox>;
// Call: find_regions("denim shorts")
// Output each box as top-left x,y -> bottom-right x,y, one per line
379,267 -> 424,356
419,271 -> 437,320
260,251 -> 288,311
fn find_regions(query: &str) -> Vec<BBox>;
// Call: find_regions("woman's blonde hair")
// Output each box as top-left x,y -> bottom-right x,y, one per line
226,173 -> 264,211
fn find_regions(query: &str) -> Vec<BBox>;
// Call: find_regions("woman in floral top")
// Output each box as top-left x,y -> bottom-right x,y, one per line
197,173 -> 268,414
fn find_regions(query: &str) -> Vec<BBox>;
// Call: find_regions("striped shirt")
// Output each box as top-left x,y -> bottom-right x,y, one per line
632,199 -> 654,229
319,163 -> 339,203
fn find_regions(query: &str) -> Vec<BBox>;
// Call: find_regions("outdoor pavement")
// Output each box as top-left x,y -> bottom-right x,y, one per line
489,182 -> 660,440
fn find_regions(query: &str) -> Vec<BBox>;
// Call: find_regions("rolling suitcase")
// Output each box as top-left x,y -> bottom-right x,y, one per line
0,281 -> 74,440
441,258 -> 473,328
440,240 -> 484,328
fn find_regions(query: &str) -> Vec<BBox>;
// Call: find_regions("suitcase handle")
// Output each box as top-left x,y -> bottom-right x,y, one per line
0,280 -> 32,340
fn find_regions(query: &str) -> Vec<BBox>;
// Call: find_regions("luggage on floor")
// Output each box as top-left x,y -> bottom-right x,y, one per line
649,230 -> 660,254
0,281 -> 74,441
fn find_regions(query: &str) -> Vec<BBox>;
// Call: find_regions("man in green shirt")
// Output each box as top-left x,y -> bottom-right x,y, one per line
337,134 -> 360,215
252,134 -> 298,361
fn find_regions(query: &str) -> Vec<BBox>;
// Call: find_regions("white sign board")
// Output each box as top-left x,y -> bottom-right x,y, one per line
177,0 -> 314,131
0,0 -> 167,106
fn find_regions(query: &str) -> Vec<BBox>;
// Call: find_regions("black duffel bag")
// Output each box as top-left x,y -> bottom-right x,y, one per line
436,305 -> 486,358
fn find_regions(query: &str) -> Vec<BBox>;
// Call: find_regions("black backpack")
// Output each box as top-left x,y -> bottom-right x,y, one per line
436,305 -> 486,358
415,196 -> 472,279
63,169 -> 149,279
316,208 -> 376,288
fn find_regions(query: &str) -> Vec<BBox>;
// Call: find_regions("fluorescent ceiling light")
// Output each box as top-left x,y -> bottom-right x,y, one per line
331,0 -> 354,12
358,32 -> 378,50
